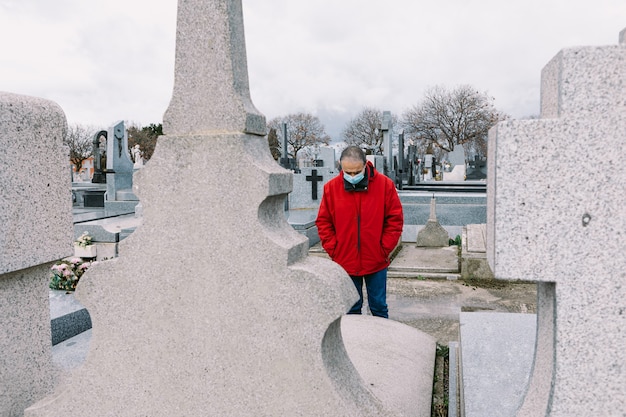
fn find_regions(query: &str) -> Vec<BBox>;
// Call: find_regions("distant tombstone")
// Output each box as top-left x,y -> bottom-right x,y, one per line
131,144 -> 144,169
416,197 -> 449,247
91,130 -> 107,183
447,145 -> 465,167
487,28 -> 626,416
423,154 -> 434,181
366,154 -> 384,173
0,92 -> 72,417
289,166 -> 334,209
105,121 -> 133,192
317,146 -> 336,169
381,111 -> 393,181
407,145 -> 418,185
104,121 -> 138,210
441,146 -> 465,181
466,156 -> 487,180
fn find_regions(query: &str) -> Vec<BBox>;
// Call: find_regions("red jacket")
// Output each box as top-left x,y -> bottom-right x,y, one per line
316,161 -> 404,276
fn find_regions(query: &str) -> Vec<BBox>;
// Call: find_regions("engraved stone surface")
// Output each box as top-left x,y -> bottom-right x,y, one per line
487,29 -> 626,416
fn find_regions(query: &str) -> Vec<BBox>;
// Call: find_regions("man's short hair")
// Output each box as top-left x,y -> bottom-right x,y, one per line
340,146 -> 366,164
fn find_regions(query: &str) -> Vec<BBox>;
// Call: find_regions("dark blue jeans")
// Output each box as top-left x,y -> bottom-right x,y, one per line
348,268 -> 388,318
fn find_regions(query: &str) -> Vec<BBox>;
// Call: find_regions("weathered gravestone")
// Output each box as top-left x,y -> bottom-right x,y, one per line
442,145 -> 465,182
25,1 -> 434,416
416,197 -> 449,247
487,28 -> 626,416
287,166 -> 335,246
104,120 -> 139,211
381,110 -> 394,181
0,92 -> 73,417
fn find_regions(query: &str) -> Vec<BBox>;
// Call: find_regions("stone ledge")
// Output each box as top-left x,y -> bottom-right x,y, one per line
342,315 -> 436,417
459,312 -> 536,417
461,225 -> 494,279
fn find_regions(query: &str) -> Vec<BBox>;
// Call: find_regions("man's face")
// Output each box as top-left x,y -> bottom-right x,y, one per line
341,158 -> 365,177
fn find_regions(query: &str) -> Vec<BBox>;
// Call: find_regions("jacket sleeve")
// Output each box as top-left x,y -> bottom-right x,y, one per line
381,181 -> 404,257
315,185 -> 337,258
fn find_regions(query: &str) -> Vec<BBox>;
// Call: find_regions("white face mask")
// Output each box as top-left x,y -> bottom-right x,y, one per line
344,170 -> 365,185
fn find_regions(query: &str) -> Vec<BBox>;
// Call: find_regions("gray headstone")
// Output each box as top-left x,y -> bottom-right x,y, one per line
317,146 -> 336,169
366,154 -> 384,173
105,120 -> 137,207
447,146 -> 465,167
0,92 -> 72,417
25,1 -> 431,416
487,28 -> 626,416
289,166 -> 334,209
381,111 -> 393,180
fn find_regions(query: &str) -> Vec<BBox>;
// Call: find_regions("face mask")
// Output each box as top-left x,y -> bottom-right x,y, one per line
344,170 -> 365,185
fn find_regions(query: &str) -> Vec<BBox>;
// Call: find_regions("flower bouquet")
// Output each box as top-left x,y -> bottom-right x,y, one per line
49,258 -> 93,291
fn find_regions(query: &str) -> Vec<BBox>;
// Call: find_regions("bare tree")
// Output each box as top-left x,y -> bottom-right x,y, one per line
65,124 -> 95,174
341,107 -> 383,154
267,112 -> 330,161
401,85 -> 507,155
128,123 -> 162,162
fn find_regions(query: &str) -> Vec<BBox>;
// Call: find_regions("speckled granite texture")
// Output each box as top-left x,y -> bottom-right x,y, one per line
24,1 -> 433,416
487,29 -> 626,416
0,92 -> 71,417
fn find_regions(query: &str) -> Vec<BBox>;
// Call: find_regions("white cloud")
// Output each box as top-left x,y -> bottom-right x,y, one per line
0,0 -> 624,139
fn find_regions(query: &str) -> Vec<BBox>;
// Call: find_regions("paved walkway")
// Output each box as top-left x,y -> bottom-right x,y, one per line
309,242 -> 536,344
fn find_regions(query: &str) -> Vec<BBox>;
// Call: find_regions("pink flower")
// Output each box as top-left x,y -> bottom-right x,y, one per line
70,258 -> 81,264
79,262 -> 90,270
63,270 -> 71,277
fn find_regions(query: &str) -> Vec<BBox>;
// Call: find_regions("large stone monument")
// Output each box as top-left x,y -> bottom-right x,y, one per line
25,1 -> 433,416
487,28 -> 626,415
0,92 -> 72,417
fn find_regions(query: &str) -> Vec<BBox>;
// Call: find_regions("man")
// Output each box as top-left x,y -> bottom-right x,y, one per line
316,146 -> 403,318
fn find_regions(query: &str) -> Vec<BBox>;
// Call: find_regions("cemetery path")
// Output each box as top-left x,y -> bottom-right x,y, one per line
311,243 -> 537,345
387,278 -> 537,345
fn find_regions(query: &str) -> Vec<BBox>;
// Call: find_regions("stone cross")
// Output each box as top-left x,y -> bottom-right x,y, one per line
487,28 -> 626,416
305,168 -> 323,200
24,1 -> 410,415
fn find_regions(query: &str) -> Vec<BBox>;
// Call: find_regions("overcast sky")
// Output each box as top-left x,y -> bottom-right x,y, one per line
0,0 -> 624,140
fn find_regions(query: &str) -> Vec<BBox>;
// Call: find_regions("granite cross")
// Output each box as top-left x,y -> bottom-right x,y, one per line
487,28 -> 626,416
305,169 -> 323,200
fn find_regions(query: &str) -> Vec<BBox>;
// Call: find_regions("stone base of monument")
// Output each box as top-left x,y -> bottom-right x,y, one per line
456,312 -> 536,417
49,290 -> 92,346
388,245 -> 460,279
342,315 -> 437,417
104,200 -> 140,212
460,224 -> 494,279
285,209 -> 320,247
49,312 -> 437,417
